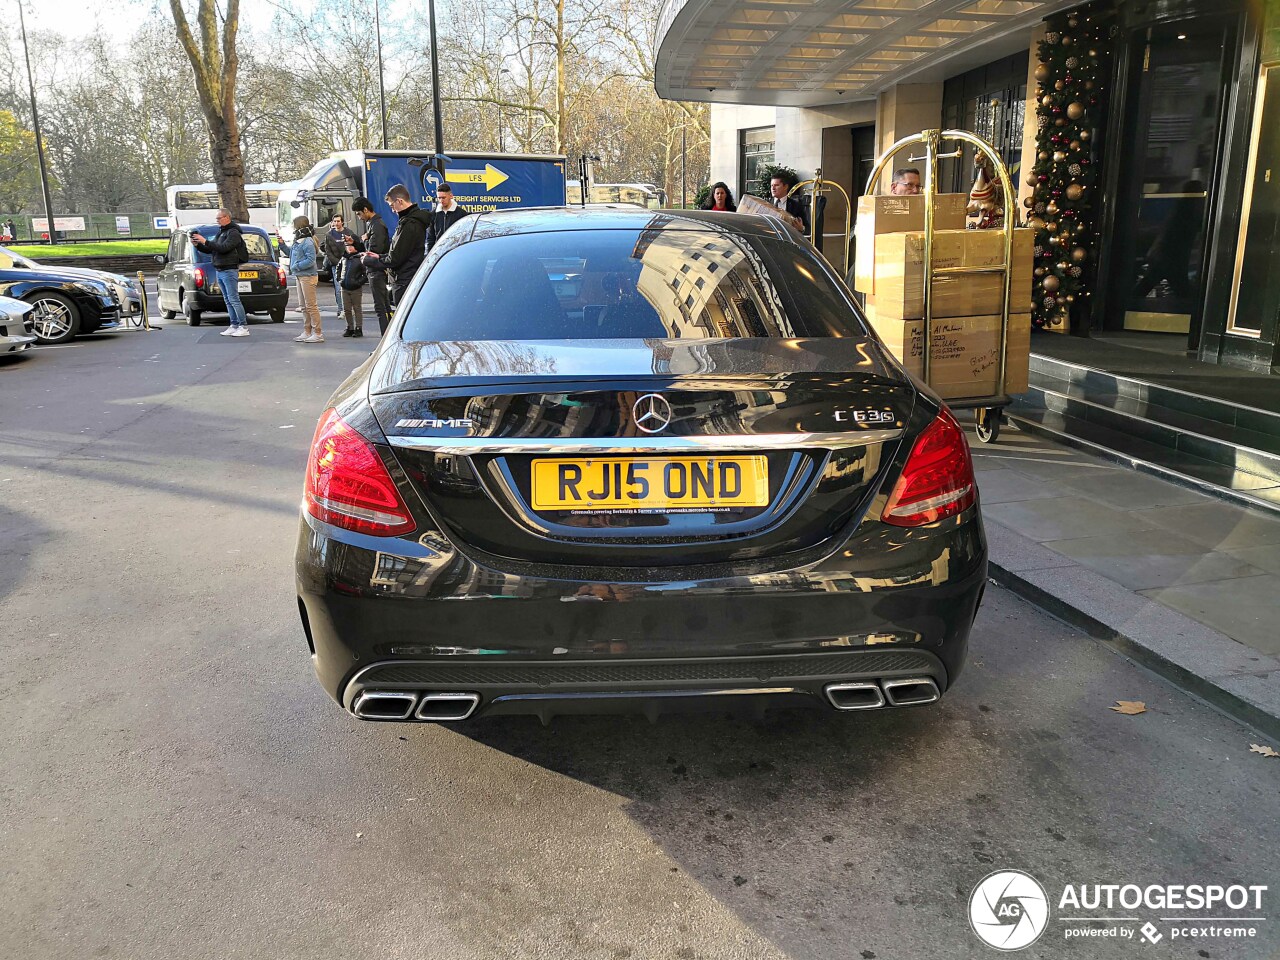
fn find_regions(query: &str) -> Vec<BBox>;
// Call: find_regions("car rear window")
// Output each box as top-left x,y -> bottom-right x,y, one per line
400,227 -> 866,341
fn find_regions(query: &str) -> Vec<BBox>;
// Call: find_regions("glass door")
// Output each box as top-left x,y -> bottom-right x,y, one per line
1114,20 -> 1231,338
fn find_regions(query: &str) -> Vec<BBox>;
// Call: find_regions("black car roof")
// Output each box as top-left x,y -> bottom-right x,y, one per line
466,206 -> 796,243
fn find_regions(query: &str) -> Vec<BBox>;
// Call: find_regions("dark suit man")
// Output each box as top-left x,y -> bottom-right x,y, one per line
769,174 -> 810,236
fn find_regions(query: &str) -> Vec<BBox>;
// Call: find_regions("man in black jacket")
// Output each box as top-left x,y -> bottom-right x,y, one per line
352,198 -> 391,333
364,183 -> 434,309
427,182 -> 470,251
190,208 -> 250,337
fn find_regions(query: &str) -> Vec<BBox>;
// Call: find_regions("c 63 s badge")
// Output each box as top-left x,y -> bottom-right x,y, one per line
834,408 -> 897,425
395,418 -> 473,429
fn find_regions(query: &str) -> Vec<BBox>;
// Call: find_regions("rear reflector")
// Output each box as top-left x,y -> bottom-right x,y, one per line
881,407 -> 976,527
304,409 -> 416,536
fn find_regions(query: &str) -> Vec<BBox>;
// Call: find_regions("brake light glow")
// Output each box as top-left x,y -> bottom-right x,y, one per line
193,267 -> 206,290
881,407 -> 976,527
276,265 -> 287,287
304,409 -> 416,536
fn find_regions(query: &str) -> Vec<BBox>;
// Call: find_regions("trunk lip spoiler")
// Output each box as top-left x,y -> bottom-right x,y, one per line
385,430 -> 903,455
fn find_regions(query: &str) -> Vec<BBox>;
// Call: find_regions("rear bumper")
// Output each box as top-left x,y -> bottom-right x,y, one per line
296,509 -> 987,721
192,289 -> 288,312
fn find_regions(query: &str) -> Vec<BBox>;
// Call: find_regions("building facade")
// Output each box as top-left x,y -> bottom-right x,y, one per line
655,0 -> 1280,375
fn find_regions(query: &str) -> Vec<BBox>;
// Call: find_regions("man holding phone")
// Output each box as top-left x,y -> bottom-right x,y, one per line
190,208 -> 250,337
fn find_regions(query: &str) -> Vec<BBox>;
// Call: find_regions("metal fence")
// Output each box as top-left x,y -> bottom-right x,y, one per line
0,212 -> 169,243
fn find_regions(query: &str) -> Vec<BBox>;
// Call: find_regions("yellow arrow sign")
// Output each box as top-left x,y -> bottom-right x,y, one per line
444,164 -> 510,192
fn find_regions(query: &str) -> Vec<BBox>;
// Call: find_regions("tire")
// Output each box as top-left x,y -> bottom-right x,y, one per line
26,292 -> 81,345
269,306 -> 286,323
160,308 -> 176,320
974,409 -> 1002,444
182,292 -> 202,327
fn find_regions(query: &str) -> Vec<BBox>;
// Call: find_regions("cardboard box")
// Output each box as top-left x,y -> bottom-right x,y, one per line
852,194 -> 968,293
869,228 -> 1033,320
864,307 -> 1031,400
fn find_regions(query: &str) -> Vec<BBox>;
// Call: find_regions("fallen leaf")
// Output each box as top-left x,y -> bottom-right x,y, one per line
1249,743 -> 1279,758
1110,700 -> 1147,715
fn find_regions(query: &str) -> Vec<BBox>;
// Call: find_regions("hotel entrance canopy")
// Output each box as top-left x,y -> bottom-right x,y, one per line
655,0 -> 1073,106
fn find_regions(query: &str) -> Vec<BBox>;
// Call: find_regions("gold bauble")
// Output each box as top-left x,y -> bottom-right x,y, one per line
1023,196 -> 1036,209
1035,266 -> 1046,277
1055,118 -> 1068,127
1054,80 -> 1065,91
1026,173 -> 1038,188
1028,217 -> 1047,231
1053,151 -> 1067,162
1066,295 -> 1076,303
1066,102 -> 1085,120
1047,221 -> 1059,232
1071,246 -> 1088,262
1080,129 -> 1091,141
1042,275 -> 1061,293
1045,201 -> 1060,216
1069,140 -> 1081,151
1084,80 -> 1095,90
1066,183 -> 1084,201
1035,63 -> 1051,82
1057,261 -> 1069,271
1041,94 -> 1054,108
1038,151 -> 1051,161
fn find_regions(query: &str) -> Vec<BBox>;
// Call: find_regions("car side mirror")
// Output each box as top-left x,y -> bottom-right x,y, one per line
154,255 -> 168,264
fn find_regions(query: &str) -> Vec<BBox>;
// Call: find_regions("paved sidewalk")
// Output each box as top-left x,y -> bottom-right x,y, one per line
965,418 -> 1280,739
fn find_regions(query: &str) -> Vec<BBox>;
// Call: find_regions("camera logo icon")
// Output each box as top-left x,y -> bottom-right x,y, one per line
969,870 -> 1050,951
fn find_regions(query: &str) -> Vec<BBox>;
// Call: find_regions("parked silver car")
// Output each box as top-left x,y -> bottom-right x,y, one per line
0,294 -> 37,355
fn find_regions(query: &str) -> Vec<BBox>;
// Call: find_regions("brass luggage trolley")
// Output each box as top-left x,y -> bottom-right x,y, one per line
861,129 -> 1020,443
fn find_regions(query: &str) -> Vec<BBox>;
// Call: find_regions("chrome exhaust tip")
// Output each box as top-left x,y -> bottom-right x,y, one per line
882,677 -> 941,707
824,681 -> 886,711
352,690 -> 418,720
415,692 -> 481,722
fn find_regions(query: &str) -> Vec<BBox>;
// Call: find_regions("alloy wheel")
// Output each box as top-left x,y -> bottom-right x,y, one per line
31,298 -> 74,340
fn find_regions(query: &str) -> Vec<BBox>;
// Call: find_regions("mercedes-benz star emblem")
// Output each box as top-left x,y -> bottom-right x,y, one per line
632,394 -> 673,434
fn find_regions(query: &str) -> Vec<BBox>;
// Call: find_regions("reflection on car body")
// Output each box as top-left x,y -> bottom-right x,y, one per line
295,207 -> 986,724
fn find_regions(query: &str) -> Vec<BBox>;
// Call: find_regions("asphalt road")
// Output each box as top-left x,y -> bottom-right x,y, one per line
2,305 -> 1279,960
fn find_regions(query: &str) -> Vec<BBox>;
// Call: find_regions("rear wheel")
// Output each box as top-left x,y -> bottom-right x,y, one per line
270,306 -> 286,323
26,292 -> 80,345
160,306 -> 176,320
182,292 -> 202,326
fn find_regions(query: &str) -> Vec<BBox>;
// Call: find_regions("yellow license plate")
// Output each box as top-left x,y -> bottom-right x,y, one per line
531,456 -> 769,511
238,270 -> 257,279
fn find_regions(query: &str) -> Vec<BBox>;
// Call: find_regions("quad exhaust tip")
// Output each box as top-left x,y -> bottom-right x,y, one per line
351,690 -> 481,722
824,677 -> 940,711
415,692 -> 481,722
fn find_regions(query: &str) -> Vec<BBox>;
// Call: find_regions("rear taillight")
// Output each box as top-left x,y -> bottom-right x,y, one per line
304,409 -> 415,536
193,267 -> 206,290
277,265 -> 287,287
881,407 -> 976,527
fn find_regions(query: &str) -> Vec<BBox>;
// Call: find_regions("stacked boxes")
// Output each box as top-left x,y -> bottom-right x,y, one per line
852,195 -> 1032,400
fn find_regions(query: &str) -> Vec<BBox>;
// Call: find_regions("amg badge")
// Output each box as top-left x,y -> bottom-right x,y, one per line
395,418 -> 474,429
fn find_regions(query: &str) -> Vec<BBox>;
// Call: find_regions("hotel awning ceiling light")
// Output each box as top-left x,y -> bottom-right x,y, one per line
655,0 -> 1078,106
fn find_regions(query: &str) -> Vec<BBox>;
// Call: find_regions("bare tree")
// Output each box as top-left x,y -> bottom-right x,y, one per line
167,0 -> 248,221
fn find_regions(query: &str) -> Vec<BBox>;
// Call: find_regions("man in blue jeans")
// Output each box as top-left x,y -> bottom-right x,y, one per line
191,208 -> 250,337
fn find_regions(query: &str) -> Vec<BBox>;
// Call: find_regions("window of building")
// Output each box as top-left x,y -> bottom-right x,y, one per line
740,126 -> 776,199
941,51 -> 1030,193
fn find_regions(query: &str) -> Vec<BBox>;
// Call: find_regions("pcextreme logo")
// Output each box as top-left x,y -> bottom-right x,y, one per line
969,870 -> 1269,950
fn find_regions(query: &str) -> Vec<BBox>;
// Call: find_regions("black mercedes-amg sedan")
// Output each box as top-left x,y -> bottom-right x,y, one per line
295,207 -> 986,724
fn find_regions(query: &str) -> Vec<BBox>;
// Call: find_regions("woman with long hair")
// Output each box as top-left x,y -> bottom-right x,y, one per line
700,182 -> 737,212
289,216 -> 324,342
